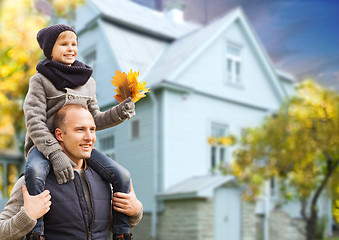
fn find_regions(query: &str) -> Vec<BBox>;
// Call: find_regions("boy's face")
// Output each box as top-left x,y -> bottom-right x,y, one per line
51,31 -> 78,66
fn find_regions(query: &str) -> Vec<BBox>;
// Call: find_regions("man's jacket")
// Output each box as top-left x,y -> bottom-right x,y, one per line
43,164 -> 111,240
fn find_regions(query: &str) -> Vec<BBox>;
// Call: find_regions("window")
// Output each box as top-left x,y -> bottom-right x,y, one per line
131,119 -> 140,139
226,43 -> 242,84
99,135 -> 115,160
83,49 -> 97,76
210,123 -> 228,170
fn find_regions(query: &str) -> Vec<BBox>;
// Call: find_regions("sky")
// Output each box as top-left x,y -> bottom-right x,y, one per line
165,0 -> 339,90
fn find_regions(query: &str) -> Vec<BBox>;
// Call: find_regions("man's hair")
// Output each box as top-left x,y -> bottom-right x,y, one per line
53,104 -> 88,133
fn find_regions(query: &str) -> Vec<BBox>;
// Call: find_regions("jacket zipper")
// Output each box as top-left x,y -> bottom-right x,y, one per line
84,171 -> 95,240
73,173 -> 91,239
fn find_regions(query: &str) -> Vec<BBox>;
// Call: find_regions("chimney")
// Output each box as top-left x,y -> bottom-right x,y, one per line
165,1 -> 185,23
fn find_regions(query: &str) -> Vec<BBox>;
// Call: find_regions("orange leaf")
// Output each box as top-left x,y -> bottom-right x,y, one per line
111,70 -> 150,103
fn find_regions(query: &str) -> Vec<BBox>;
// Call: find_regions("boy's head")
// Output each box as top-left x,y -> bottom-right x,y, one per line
37,24 -> 76,60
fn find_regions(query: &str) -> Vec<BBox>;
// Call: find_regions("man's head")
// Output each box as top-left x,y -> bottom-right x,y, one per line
37,24 -> 78,64
53,104 -> 96,164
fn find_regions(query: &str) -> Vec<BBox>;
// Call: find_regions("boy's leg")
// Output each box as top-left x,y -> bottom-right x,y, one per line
87,149 -> 130,234
25,147 -> 51,235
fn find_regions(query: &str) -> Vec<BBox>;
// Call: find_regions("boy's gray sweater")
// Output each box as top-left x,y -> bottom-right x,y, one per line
23,72 -> 125,160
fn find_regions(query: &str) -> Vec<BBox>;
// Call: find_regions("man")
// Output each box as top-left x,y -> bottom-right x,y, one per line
0,104 -> 142,240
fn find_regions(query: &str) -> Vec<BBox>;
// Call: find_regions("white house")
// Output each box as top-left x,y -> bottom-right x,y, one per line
74,0 -> 331,239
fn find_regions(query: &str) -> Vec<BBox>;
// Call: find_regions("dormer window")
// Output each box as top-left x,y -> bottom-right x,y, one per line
226,43 -> 242,84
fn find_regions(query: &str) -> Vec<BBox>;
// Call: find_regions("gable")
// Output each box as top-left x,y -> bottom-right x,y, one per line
145,8 -> 287,110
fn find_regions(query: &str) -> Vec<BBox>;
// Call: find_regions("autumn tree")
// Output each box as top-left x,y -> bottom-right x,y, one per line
226,80 -> 339,240
0,0 -> 83,150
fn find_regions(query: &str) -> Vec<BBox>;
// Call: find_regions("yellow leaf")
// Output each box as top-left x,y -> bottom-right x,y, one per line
111,70 -> 150,103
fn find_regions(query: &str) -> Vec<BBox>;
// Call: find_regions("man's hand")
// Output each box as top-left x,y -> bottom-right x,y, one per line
112,180 -> 142,216
22,185 -> 51,220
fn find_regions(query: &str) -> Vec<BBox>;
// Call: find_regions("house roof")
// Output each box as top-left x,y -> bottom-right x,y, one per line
157,175 -> 235,200
89,0 -> 199,40
100,19 -> 168,78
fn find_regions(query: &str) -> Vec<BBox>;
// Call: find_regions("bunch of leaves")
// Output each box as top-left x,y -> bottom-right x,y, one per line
111,70 -> 150,103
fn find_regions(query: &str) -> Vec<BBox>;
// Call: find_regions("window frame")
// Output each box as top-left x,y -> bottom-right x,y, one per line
225,42 -> 243,85
209,122 -> 229,171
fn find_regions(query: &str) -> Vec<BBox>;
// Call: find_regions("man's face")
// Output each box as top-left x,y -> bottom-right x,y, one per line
56,108 -> 96,163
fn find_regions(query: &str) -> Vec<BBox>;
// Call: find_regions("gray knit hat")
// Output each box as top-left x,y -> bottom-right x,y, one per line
37,24 -> 76,59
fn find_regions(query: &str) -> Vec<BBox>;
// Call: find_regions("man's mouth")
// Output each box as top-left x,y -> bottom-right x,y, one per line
80,144 -> 92,150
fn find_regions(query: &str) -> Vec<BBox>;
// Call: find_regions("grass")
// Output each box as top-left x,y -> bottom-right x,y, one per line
323,238 -> 339,240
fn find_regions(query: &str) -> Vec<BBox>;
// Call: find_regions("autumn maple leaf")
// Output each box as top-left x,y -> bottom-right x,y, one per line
111,70 -> 150,103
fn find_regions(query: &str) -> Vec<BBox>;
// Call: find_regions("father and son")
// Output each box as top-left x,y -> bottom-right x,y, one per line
0,24 -> 143,240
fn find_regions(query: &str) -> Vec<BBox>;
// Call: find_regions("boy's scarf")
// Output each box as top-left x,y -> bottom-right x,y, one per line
36,59 -> 93,90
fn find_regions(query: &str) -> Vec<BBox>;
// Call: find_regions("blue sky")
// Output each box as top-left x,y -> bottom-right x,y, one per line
207,0 -> 339,89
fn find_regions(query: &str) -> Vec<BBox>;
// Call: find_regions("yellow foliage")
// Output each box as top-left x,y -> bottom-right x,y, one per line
0,0 -> 83,149
111,70 -> 150,103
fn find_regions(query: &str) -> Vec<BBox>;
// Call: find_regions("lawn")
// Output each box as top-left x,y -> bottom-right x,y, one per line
324,238 -> 339,240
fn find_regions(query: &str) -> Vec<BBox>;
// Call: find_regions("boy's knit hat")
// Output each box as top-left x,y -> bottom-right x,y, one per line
37,24 -> 76,59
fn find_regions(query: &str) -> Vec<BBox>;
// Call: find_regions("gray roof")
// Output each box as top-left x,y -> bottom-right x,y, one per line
91,0 -> 199,40
101,20 -> 168,78
158,175 -> 235,200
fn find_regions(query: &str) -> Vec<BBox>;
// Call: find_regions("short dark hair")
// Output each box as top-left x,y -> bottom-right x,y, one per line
53,104 -> 88,133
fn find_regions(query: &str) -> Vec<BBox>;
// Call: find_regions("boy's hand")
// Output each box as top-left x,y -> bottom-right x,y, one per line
117,97 -> 135,119
49,151 -> 76,184
112,180 -> 142,216
22,185 -> 51,220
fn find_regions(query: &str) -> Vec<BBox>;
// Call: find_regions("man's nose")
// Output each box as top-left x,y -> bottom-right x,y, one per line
84,130 -> 93,140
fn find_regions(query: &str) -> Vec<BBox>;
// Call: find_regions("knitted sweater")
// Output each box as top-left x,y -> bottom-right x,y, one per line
23,72 -> 125,160
0,176 -> 142,240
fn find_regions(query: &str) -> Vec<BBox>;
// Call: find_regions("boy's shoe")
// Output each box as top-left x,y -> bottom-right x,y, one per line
113,233 -> 133,240
26,232 -> 45,240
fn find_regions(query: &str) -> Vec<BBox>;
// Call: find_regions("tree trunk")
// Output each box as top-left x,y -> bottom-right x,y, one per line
305,205 -> 318,240
304,156 -> 339,240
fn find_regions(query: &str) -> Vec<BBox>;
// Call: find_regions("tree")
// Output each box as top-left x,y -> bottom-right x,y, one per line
0,0 -> 83,150
225,80 -> 339,240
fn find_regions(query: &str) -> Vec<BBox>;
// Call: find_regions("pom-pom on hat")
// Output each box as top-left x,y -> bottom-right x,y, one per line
37,24 -> 76,59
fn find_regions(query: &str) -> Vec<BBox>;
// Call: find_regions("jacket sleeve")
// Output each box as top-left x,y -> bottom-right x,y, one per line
23,75 -> 63,159
87,78 -> 125,131
0,177 -> 37,240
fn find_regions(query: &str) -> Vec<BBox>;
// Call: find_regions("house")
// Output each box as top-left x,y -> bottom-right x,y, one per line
74,0 -> 331,239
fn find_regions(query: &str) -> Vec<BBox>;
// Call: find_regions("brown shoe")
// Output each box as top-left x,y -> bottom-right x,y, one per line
113,233 -> 132,240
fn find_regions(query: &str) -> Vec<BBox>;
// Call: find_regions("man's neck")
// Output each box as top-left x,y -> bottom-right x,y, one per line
73,159 -> 84,170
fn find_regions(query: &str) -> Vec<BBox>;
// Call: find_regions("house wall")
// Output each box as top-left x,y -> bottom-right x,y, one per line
96,97 -> 155,212
161,86 -> 272,190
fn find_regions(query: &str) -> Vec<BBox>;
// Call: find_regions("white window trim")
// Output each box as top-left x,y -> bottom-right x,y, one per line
224,41 -> 244,86
209,122 -> 229,171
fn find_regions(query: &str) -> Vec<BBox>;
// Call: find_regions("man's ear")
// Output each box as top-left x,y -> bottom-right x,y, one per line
55,128 -> 63,142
